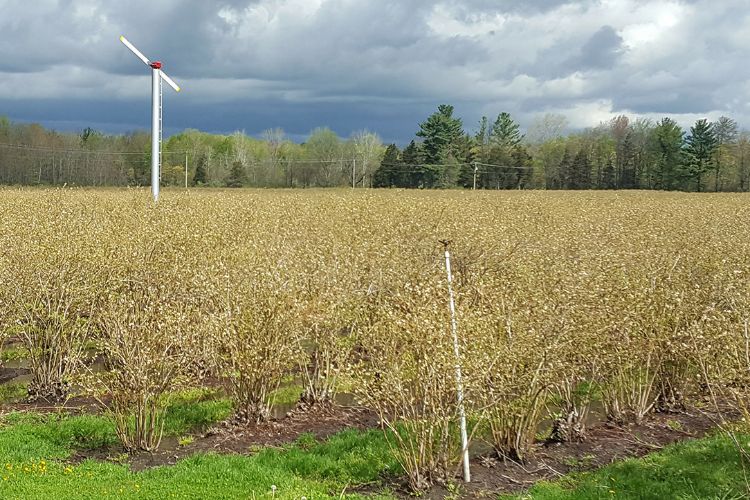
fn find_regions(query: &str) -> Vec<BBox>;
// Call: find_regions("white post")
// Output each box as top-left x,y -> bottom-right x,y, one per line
473,163 -> 478,190
151,67 -> 160,202
441,240 -> 471,483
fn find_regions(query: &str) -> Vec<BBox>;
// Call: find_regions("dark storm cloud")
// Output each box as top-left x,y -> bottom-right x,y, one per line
573,26 -> 625,70
1,0 -> 750,140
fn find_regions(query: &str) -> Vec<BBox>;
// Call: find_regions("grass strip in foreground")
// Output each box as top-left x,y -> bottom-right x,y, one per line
0,407 -> 397,499
506,432 -> 750,499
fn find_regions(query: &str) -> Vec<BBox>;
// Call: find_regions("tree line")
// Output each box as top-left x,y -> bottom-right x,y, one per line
374,106 -> 750,191
0,118 -> 383,188
1,107 -> 749,191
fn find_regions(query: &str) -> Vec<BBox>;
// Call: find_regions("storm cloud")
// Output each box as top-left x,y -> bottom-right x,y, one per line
0,0 -> 748,142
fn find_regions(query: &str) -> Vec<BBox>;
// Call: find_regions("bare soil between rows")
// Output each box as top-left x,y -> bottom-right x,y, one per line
68,403 -> 380,471
424,405 -> 729,499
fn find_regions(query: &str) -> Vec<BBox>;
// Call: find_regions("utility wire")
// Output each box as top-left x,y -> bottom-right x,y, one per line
0,142 -> 175,155
0,144 -> 365,165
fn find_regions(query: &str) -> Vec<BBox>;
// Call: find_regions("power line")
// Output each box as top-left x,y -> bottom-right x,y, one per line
473,162 -> 534,170
0,142 -> 187,156
0,144 -> 364,165
378,161 -> 534,171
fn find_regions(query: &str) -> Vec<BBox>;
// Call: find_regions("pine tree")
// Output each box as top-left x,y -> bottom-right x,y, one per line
652,118 -> 684,190
473,116 -> 491,162
491,112 -> 524,148
684,119 -> 717,191
570,148 -> 591,189
416,104 -> 464,185
192,155 -> 208,186
511,146 -> 533,189
601,157 -> 616,189
402,140 -> 427,188
372,144 -> 401,187
225,160 -> 247,187
485,112 -> 525,189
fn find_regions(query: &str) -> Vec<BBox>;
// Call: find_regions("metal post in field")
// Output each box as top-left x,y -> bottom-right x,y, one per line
440,239 -> 471,483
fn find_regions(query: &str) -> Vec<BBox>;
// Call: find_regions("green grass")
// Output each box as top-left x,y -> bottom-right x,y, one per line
0,421 -> 397,499
506,432 -> 750,499
1,347 -> 29,363
0,389 -> 233,464
0,388 -> 398,498
0,383 -> 27,404
161,389 -> 233,437
269,383 -> 303,408
4,388 -> 749,499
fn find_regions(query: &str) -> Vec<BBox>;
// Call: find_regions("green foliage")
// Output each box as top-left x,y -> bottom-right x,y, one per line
684,118 -> 718,191
225,160 -> 246,188
416,104 -> 464,175
651,117 -> 684,190
1,346 -> 29,363
0,412 -> 117,460
161,390 -> 233,437
372,143 -> 401,188
6,111 -> 750,192
401,140 -> 426,187
0,383 -> 28,403
0,412 -> 397,499
491,111 -> 524,148
505,433 -> 749,499
192,154 -> 208,186
269,382 -> 303,407
568,147 -> 591,189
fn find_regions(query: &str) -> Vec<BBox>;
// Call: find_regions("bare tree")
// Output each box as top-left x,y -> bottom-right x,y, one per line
351,130 -> 384,188
526,113 -> 568,145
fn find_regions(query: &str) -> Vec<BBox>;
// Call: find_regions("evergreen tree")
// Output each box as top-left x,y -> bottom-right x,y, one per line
491,112 -> 524,148
192,155 -> 208,186
570,148 -> 591,189
372,144 -> 401,187
416,104 -> 464,186
684,119 -> 717,191
601,157 -> 616,189
651,118 -> 684,190
618,133 -> 637,189
454,134 -> 476,188
511,146 -> 533,189
225,160 -> 246,187
401,140 -> 425,187
473,116 -> 491,162
558,148 -> 573,189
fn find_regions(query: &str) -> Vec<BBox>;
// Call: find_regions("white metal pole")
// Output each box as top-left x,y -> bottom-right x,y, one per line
442,240 -> 471,483
151,67 -> 160,202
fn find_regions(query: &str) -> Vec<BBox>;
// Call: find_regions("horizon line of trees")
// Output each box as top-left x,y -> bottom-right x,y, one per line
373,106 -> 750,192
1,109 -> 749,192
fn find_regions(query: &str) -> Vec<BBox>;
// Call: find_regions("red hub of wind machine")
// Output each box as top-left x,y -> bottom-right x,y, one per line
149,61 -> 162,69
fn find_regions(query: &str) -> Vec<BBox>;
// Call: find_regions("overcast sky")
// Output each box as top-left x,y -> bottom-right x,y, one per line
1,0 -> 748,143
